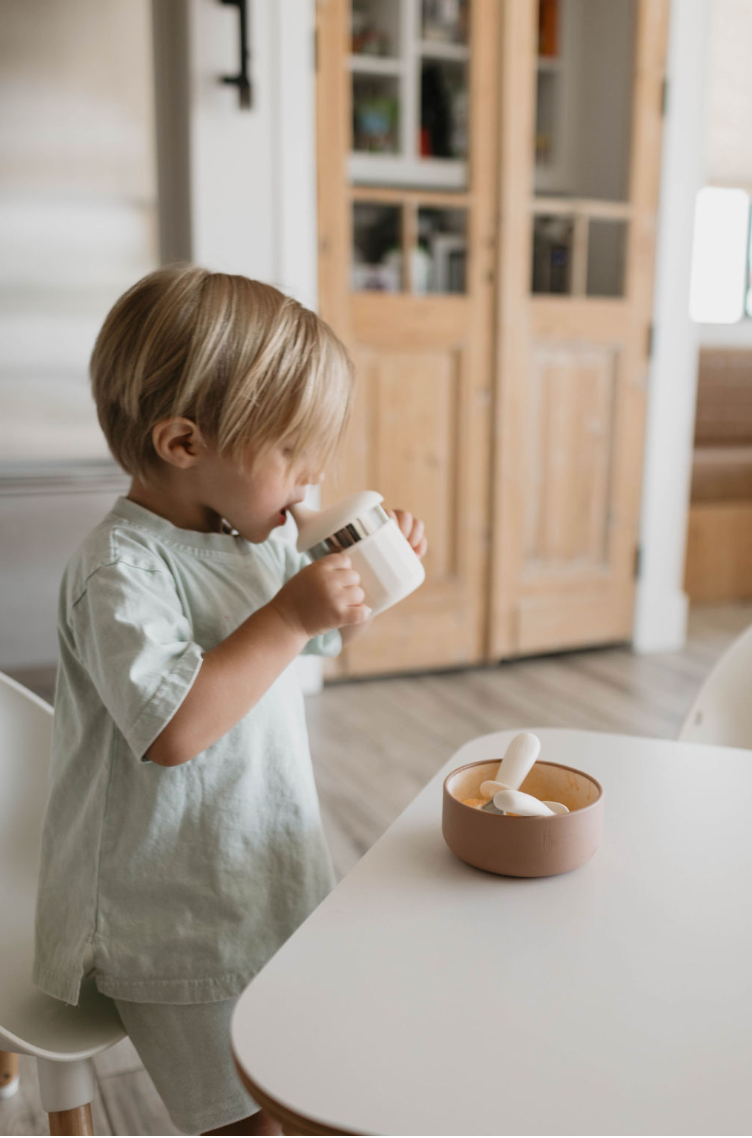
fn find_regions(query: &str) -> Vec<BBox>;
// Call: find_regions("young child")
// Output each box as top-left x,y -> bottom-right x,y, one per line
32,265 -> 427,1136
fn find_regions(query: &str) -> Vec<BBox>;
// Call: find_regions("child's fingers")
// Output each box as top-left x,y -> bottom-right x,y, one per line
415,536 -> 428,559
324,553 -> 352,570
397,510 -> 413,538
386,507 -> 412,537
320,555 -> 360,586
409,517 -> 425,548
387,507 -> 426,548
335,568 -> 362,587
340,601 -> 372,624
342,584 -> 365,606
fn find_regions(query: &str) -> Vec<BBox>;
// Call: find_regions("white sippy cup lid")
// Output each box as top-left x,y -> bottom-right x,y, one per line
290,491 -> 384,553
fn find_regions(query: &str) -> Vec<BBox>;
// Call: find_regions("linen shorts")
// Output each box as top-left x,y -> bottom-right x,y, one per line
113,995 -> 259,1135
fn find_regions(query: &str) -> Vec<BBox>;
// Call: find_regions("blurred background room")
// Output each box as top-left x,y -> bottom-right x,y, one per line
1,0 -> 752,1127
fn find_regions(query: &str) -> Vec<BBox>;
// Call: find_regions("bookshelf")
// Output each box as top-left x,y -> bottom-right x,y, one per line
348,0 -> 469,191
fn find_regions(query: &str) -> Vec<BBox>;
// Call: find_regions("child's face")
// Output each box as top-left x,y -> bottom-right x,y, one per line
196,435 -> 321,543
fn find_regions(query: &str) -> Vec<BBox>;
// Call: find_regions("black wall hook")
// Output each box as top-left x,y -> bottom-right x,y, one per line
220,0 -> 252,109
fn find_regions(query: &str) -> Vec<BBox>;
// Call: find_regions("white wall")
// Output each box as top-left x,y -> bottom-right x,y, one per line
0,0 -> 156,669
0,0 -> 320,675
176,0 -> 322,691
0,0 -> 158,466
633,0 -> 712,652
635,0 -> 752,652
154,0 -> 318,303
0,475 -> 129,668
705,0 -> 752,192
696,0 -> 752,349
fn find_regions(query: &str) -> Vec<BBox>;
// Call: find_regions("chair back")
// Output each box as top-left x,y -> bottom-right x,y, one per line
678,623 -> 752,748
0,672 -> 53,902
0,672 -> 127,1064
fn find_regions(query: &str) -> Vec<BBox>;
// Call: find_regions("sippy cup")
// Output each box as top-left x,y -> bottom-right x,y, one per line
290,491 -> 425,617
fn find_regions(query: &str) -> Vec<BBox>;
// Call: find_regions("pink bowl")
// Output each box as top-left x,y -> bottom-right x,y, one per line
442,758 -> 604,877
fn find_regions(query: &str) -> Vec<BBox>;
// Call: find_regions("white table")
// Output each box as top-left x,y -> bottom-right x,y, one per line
231,728 -> 752,1136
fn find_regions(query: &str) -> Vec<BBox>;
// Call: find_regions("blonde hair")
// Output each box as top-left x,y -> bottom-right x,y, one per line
90,264 -> 354,481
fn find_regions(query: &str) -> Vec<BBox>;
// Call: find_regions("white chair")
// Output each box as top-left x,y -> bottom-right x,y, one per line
678,622 -> 752,748
0,671 -> 125,1136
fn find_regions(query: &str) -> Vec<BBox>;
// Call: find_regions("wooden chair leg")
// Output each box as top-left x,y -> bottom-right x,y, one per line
37,1055 -> 96,1134
0,1050 -> 19,1097
47,1103 -> 94,1136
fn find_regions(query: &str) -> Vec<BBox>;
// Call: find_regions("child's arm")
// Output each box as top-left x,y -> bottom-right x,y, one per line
147,553 -> 367,767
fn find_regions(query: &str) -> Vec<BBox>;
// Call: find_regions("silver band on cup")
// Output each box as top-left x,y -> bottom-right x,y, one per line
304,505 -> 391,560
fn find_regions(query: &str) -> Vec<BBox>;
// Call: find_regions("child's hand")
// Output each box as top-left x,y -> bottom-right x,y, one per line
387,508 -> 428,559
272,554 -> 370,639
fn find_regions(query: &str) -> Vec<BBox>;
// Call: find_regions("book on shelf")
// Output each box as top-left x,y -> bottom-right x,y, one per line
538,0 -> 559,58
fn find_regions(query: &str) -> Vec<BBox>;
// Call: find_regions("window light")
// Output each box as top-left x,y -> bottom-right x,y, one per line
689,187 -> 750,324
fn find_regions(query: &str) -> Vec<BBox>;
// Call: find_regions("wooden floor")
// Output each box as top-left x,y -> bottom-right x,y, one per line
3,601 -> 752,1136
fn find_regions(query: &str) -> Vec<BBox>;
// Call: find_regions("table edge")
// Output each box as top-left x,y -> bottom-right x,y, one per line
232,1048 -> 366,1136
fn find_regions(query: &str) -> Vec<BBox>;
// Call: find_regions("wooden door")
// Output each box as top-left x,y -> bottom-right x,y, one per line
316,0 -> 499,677
490,0 -> 670,658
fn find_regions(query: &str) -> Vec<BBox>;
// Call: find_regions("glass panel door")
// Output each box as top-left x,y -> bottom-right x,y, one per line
534,0 -> 636,200
417,206 -> 468,293
349,0 -> 471,190
352,202 -> 404,291
351,0 -> 401,57
531,0 -> 637,297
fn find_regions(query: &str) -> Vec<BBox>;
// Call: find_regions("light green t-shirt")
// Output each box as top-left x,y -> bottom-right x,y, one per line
33,496 -> 341,1006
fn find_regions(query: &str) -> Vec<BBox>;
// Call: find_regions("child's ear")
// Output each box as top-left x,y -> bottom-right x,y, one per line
152,417 -> 206,469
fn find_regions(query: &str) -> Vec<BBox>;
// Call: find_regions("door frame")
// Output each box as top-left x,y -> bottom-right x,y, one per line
633,0 -> 711,653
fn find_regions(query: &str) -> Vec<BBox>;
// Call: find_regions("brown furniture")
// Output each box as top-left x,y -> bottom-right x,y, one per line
685,348 -> 752,602
317,0 -> 671,676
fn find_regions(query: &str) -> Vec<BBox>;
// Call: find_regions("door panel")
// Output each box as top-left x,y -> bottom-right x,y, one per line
317,0 -> 499,677
326,296 -> 490,675
516,593 -> 634,654
490,0 -> 669,658
524,343 -> 616,571
374,349 -> 462,583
